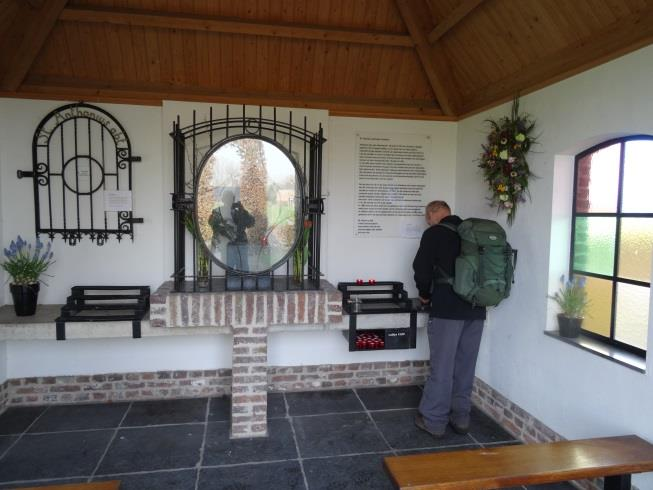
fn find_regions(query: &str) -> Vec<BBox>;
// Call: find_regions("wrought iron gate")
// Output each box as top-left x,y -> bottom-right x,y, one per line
171,106 -> 325,292
20,102 -> 142,245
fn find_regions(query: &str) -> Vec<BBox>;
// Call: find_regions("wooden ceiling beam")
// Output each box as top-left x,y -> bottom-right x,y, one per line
0,0 -> 68,91
13,76 -> 454,121
458,5 -> 653,117
396,0 -> 460,116
59,6 -> 414,48
427,0 -> 485,43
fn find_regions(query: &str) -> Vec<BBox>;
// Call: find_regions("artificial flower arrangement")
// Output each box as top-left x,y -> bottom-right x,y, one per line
478,98 -> 537,225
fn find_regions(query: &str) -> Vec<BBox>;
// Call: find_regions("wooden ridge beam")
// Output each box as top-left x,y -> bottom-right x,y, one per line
396,0 -> 460,116
59,6 -> 414,48
12,76 -> 454,121
458,5 -> 653,117
428,0 -> 485,43
0,0 -> 68,91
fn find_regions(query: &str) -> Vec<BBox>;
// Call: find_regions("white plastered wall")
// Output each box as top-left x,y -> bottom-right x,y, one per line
326,116 -> 457,298
5,336 -> 232,378
456,45 -> 653,489
0,101 -> 455,378
0,99 -> 166,305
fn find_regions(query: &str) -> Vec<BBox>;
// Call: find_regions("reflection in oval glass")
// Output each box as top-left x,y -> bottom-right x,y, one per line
195,137 -> 300,274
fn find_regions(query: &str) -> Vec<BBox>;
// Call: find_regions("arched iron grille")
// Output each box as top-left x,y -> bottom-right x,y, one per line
170,106 -> 325,292
24,102 -> 142,245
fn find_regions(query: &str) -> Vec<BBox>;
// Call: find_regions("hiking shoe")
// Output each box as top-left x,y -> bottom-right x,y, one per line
448,418 -> 469,435
414,414 -> 446,438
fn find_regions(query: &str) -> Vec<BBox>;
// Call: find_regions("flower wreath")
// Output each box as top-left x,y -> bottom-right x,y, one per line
478,98 -> 537,225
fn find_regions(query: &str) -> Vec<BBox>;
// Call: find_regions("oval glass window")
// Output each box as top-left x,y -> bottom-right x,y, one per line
195,136 -> 303,274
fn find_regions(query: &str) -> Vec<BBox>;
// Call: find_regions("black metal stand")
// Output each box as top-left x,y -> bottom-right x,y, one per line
338,281 -> 422,352
55,286 -> 150,340
604,474 -> 631,490
344,311 -> 417,351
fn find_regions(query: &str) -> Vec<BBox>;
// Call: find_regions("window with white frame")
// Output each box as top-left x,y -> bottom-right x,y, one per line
571,136 -> 653,357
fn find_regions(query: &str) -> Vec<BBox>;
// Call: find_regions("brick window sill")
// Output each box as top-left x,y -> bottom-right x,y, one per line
544,330 -> 646,373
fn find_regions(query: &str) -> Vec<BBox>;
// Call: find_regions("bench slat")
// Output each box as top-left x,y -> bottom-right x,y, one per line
384,435 -> 653,489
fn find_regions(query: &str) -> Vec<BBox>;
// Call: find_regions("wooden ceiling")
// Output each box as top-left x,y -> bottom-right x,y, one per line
1,0 -> 653,120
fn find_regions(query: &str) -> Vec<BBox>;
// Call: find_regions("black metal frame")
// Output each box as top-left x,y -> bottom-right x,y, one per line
171,105 -> 325,292
55,286 -> 150,340
21,102 -> 143,245
337,281 -> 420,351
571,135 -> 653,358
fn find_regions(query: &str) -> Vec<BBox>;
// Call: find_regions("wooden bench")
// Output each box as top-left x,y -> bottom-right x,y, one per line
384,435 -> 653,489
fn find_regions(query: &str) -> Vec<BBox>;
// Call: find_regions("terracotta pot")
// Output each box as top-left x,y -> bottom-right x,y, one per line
557,313 -> 582,338
10,283 -> 40,316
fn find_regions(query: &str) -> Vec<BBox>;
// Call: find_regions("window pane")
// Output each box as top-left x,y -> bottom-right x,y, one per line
575,144 -> 620,213
618,218 -> 653,283
573,217 -> 616,276
622,140 -> 653,213
615,282 -> 650,350
581,275 -> 612,337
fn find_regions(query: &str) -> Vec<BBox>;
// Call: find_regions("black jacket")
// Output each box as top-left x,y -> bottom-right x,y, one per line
413,215 -> 486,320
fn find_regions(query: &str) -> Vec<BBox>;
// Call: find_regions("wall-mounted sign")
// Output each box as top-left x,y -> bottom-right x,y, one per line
354,133 -> 431,238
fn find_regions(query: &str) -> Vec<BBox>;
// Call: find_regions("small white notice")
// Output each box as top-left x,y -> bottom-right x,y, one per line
104,190 -> 133,212
400,218 -> 425,239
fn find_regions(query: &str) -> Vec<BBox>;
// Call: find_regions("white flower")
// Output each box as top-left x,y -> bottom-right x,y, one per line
499,194 -> 509,201
499,150 -> 508,160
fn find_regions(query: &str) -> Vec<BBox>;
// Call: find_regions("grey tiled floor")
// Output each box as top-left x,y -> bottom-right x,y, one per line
0,387 -> 575,489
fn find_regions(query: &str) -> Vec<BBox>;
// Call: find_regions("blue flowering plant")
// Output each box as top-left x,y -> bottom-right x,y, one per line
2,236 -> 55,286
550,275 -> 589,319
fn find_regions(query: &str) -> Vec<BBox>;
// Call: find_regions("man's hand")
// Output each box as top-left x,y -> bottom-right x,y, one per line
419,296 -> 430,304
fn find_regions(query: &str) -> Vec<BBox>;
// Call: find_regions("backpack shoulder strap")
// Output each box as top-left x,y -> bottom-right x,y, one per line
436,222 -> 458,233
433,222 -> 458,284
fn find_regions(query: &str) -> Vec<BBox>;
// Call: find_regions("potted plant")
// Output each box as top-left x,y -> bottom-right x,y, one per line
2,236 -> 54,316
550,275 -> 589,338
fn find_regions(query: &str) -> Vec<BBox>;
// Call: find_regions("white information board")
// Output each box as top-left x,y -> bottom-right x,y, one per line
354,133 -> 431,238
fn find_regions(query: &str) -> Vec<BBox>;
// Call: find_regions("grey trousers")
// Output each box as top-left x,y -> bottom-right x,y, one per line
418,317 -> 484,430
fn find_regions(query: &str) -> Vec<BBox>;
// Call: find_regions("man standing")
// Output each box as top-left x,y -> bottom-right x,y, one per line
412,201 -> 486,437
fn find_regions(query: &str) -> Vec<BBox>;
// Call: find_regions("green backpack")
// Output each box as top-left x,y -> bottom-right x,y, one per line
437,218 -> 516,307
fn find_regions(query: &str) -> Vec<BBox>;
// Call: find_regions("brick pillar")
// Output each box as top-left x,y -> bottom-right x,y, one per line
231,321 -> 268,438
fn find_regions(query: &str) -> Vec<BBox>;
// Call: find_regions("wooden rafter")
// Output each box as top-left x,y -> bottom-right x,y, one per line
14,75 -> 453,121
59,6 -> 414,48
427,0 -> 485,43
458,4 -> 653,117
0,0 -> 68,91
395,0 -> 459,116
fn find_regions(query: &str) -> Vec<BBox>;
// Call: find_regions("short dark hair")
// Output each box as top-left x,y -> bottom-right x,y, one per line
425,200 -> 451,214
